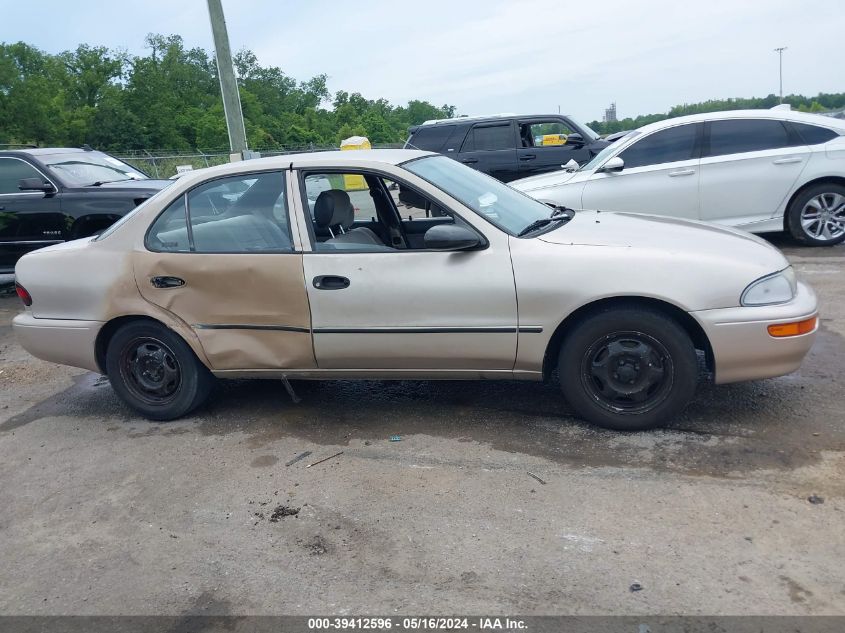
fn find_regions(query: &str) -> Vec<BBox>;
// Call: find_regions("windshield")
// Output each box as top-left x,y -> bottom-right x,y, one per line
580,131 -> 639,171
568,116 -> 600,142
40,151 -> 148,186
404,155 -> 559,236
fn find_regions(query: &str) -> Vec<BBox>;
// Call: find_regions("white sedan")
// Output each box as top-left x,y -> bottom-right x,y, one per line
512,109 -> 845,246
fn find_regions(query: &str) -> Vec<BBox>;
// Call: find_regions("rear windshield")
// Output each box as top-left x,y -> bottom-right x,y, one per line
406,125 -> 456,152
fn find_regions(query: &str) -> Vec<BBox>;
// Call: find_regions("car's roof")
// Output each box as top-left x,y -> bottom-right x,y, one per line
635,108 -> 845,135
0,147 -> 95,156
169,149 -> 436,187
415,113 -> 575,127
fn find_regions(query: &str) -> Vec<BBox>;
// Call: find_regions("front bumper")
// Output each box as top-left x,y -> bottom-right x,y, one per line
12,312 -> 103,373
691,281 -> 818,384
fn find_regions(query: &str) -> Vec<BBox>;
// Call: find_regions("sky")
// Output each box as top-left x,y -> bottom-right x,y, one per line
2,0 -> 844,122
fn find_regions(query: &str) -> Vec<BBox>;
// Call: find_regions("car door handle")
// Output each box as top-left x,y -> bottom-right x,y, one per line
461,158 -> 478,164
519,154 -> 536,161
773,157 -> 803,165
313,275 -> 350,290
150,276 -> 186,289
668,169 -> 695,177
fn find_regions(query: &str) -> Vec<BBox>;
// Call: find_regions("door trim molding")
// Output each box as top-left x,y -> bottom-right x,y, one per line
312,325 -> 542,334
193,323 -> 310,333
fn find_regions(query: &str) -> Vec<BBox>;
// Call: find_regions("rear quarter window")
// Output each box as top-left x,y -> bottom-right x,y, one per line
407,125 -> 455,152
790,122 -> 838,145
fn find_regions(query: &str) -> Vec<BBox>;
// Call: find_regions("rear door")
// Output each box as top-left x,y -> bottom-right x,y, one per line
457,121 -> 520,182
581,122 -> 702,220
0,157 -> 64,270
516,118 -> 586,176
699,118 -> 809,226
133,170 -> 315,371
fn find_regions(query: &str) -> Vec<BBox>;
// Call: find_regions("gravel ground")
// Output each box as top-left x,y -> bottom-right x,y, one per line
0,236 -> 843,616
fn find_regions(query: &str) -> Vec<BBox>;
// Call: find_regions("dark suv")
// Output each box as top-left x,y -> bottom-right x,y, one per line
405,114 -> 609,182
0,147 -> 171,272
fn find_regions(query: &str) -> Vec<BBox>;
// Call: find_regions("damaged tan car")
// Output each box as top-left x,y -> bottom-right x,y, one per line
13,150 -> 818,430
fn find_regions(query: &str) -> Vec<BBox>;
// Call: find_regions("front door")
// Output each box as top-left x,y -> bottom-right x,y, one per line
133,170 -> 315,371
296,167 -> 518,371
0,157 -> 64,271
581,122 -> 702,220
516,118 -> 586,177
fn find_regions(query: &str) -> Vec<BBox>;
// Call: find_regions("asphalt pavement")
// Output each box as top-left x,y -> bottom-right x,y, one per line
0,237 -> 843,616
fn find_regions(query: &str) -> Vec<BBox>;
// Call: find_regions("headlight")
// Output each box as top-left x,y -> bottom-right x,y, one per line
741,268 -> 797,306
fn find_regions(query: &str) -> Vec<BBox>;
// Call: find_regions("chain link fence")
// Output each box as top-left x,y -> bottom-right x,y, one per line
113,144 -> 403,179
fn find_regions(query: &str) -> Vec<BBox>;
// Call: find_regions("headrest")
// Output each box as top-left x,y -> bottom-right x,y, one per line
314,190 -> 354,229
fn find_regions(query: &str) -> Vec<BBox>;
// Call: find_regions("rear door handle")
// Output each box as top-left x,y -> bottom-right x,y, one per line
519,154 -> 536,161
313,275 -> 350,290
773,157 -> 803,165
461,158 -> 478,164
150,276 -> 186,289
668,169 -> 695,177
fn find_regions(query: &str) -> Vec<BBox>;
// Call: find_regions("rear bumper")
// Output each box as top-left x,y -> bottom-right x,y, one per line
692,281 -> 818,384
12,312 -> 103,373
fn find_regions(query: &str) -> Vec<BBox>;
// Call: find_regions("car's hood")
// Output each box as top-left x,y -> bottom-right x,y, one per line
511,168 -> 587,192
539,210 -> 788,271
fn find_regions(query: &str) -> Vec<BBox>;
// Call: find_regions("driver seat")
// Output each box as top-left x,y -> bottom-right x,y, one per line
314,190 -> 383,246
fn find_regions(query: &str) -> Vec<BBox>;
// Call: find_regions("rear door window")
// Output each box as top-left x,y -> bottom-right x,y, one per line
461,124 -> 514,152
706,119 -> 794,157
618,124 -> 699,169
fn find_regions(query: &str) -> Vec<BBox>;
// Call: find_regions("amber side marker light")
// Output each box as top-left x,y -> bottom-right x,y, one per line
768,317 -> 817,338
15,283 -> 32,307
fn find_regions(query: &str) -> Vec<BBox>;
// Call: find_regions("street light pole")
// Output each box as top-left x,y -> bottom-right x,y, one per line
207,0 -> 248,157
774,47 -> 787,104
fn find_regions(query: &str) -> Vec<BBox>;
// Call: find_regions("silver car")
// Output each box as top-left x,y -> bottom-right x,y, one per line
12,150 -> 818,430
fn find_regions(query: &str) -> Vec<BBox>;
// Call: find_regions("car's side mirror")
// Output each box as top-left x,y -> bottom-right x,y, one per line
423,224 -> 482,251
18,178 -> 55,193
565,133 -> 584,147
597,156 -> 625,173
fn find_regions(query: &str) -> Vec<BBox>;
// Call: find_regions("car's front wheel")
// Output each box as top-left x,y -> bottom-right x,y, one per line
105,320 -> 214,421
558,308 -> 698,431
786,183 -> 845,246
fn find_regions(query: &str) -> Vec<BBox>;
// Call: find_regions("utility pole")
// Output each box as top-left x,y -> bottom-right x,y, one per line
774,47 -> 787,104
207,0 -> 249,158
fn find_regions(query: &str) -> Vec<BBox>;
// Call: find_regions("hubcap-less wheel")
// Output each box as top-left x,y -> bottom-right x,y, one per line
119,337 -> 182,406
581,331 -> 674,415
800,193 -> 845,242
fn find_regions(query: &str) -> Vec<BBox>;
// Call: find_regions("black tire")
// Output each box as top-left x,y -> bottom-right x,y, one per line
105,320 -> 214,421
558,308 -> 698,431
786,183 -> 845,246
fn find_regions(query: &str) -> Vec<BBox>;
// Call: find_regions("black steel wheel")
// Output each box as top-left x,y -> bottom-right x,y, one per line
106,320 -> 213,420
559,307 -> 698,431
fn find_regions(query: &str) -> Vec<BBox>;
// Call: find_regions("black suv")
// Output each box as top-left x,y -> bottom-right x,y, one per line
0,147 -> 171,272
405,114 -> 609,182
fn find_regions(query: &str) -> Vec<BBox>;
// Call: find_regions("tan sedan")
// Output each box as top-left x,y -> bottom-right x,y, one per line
12,150 -> 818,430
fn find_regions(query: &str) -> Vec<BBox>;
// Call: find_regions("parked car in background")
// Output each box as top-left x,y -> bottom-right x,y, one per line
405,114 -> 609,182
0,147 -> 171,272
13,150 -> 817,431
511,109 -> 845,245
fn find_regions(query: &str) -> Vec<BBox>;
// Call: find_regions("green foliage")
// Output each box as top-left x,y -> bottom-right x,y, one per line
0,35 -> 455,150
588,93 -> 845,135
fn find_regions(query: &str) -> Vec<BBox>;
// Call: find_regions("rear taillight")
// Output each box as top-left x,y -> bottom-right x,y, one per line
15,283 -> 32,307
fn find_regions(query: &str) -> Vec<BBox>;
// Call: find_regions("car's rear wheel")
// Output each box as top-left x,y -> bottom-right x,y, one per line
786,183 -> 845,246
558,308 -> 698,431
106,321 -> 213,421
